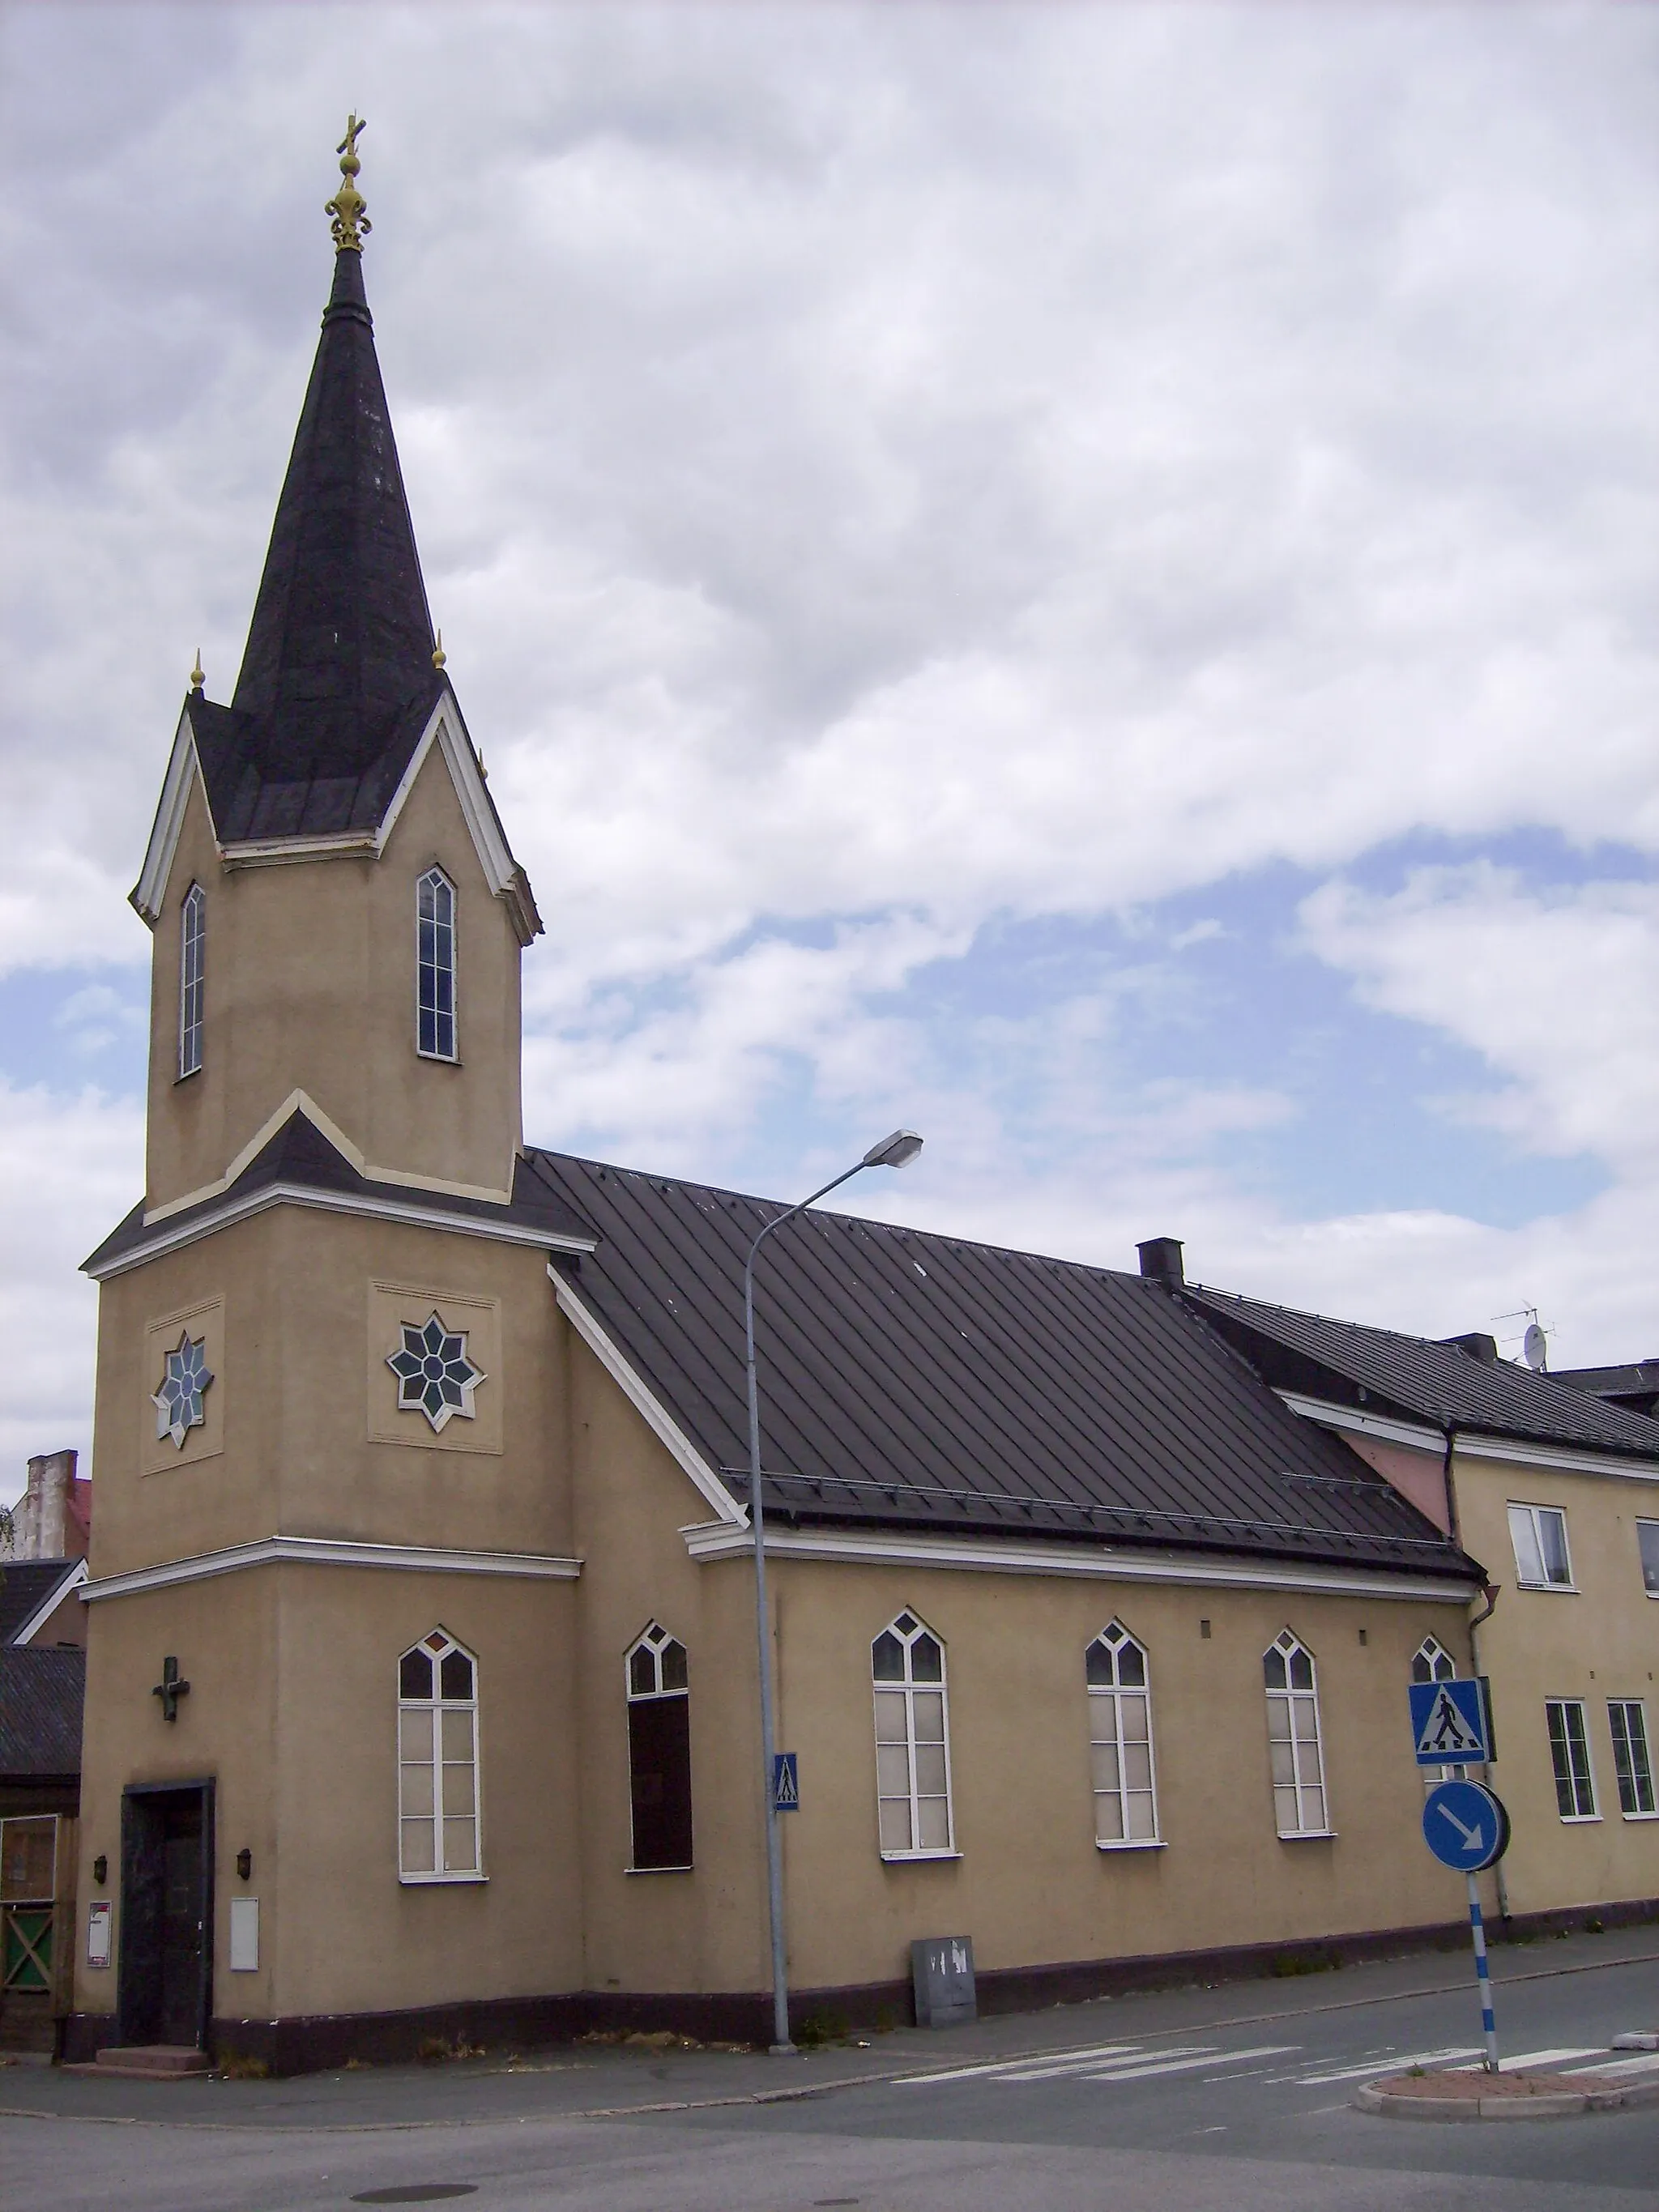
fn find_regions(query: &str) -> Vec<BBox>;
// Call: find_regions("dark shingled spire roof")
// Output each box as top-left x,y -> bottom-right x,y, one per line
184,245 -> 446,842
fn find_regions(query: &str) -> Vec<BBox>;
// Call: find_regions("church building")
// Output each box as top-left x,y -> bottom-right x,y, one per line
68,133 -> 1506,2073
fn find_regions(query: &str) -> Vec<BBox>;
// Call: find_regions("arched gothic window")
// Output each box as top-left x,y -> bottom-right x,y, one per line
625,1622 -> 693,1871
872,1612 -> 954,1859
1412,1635 -> 1457,1685
1085,1622 -> 1158,1846
178,884 -> 206,1078
416,867 -> 457,1060
1264,1629 -> 1328,1838
398,1630 -> 480,1880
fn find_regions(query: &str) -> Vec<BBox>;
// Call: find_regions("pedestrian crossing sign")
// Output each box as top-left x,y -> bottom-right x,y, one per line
1409,1678 -> 1493,1767
771,1751 -> 800,1812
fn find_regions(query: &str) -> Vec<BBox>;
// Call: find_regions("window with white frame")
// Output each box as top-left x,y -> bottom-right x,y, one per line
416,867 -> 457,1060
1264,1630 -> 1329,1837
1608,1701 -> 1657,1818
1411,1635 -> 1457,1685
625,1622 -> 693,1871
1638,1520 -> 1659,1597
1508,1502 -> 1573,1589
1086,1622 -> 1158,1846
178,884 -> 205,1078
398,1630 -> 481,1879
1545,1698 -> 1597,1820
872,1612 -> 953,1859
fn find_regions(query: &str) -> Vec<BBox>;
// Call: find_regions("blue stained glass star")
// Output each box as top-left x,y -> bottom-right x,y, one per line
387,1312 -> 485,1433
152,1329 -> 214,1449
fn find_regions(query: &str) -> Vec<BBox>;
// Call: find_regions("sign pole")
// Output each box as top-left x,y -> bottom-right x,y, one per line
1466,1872 -> 1499,2073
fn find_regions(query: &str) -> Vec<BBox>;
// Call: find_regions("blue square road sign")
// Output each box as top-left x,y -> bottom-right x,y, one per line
1409,1678 -> 1493,1767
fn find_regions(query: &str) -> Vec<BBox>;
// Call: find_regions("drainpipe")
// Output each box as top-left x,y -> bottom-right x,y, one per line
1449,1421 -> 1511,1919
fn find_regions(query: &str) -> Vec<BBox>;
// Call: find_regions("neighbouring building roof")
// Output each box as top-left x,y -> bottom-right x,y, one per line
1551,1361 -> 1659,1420
1179,1286 -> 1659,1460
527,1151 -> 1481,1583
0,1563 -> 79,1647
0,1647 -> 84,1783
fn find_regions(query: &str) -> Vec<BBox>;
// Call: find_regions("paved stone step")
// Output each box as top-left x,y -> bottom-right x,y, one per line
68,2045 -> 212,2080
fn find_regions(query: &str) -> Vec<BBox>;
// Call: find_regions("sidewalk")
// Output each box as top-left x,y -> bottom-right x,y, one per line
3,1924 -> 1655,2132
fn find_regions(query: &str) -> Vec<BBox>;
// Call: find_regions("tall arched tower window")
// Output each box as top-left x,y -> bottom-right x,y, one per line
625,1622 -> 693,1871
416,867 -> 456,1060
397,1630 -> 481,1880
178,884 -> 206,1078
1264,1629 -> 1328,1837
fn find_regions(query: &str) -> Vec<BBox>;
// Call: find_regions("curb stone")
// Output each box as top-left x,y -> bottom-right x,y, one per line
1355,2071 -> 1659,2121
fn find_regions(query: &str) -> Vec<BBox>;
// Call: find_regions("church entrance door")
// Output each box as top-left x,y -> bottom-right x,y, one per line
118,1781 -> 214,2048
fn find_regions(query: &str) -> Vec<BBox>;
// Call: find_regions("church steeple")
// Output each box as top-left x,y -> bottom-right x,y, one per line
228,118 -> 441,803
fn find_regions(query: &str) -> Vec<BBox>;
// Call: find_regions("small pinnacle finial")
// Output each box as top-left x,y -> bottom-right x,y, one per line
190,649 -> 204,691
326,113 -> 371,252
431,628 -> 446,671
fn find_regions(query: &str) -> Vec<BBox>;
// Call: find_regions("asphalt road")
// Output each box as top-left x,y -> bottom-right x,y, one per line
3,1929 -> 1657,2211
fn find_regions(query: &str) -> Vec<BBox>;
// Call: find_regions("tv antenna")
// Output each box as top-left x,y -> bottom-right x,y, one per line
1494,1305 -> 1549,1373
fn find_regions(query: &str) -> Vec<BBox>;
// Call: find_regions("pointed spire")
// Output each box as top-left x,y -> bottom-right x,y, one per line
228,120 -> 439,791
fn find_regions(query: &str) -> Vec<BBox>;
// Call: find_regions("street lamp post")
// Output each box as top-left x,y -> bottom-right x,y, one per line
743,1128 -> 923,2053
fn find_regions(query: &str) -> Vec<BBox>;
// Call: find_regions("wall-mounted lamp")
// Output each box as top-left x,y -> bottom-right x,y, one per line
92,1855 -> 108,1886
236,1848 -> 253,1882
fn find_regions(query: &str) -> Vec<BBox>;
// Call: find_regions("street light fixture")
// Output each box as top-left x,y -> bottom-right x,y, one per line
743,1130 -> 923,2052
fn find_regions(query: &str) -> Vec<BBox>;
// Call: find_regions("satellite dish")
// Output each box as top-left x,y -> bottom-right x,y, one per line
1523,1322 -> 1547,1373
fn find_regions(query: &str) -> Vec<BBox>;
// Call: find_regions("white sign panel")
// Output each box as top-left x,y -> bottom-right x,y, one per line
229,1896 -> 260,1972
86,1899 -> 112,1968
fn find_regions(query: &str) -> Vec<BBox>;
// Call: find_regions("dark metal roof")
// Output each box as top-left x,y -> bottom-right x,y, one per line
531,1151 -> 1479,1582
1183,1287 -> 1659,1460
186,248 -> 446,843
1552,1361 -> 1659,1419
0,1563 -> 77,1646
83,1106 -> 598,1275
0,1647 -> 83,1781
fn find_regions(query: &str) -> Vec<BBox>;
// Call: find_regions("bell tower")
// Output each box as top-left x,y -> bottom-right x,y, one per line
130,119 -> 540,1218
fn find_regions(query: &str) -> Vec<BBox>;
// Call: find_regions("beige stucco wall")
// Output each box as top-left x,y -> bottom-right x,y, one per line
1455,1451 -> 1659,1915
145,738 -> 523,1214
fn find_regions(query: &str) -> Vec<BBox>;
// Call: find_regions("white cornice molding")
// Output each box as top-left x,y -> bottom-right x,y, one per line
88,1176 -> 595,1281
1280,1390 -> 1659,1485
82,1535 -> 583,1604
9,1557 -> 89,1643
552,1271 -> 747,1528
130,705 -> 204,927
1276,1392 -> 1444,1453
680,1520 -> 1476,1602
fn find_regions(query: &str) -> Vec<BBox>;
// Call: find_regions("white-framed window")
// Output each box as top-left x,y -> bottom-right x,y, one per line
1545,1698 -> 1597,1821
1508,1502 -> 1573,1590
1411,1634 -> 1458,1685
178,883 -> 205,1078
625,1622 -> 693,1871
1637,1520 -> 1659,1597
1086,1622 -> 1158,1847
1264,1629 -> 1330,1837
872,1612 -> 954,1860
416,867 -> 457,1061
1608,1701 -> 1657,1818
398,1629 -> 482,1880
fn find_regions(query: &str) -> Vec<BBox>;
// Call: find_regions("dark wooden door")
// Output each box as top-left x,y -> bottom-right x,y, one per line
119,1784 -> 213,2049
157,1801 -> 204,2044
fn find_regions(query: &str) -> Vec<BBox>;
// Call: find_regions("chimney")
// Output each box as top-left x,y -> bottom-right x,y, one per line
12,1450 -> 80,1560
1442,1332 -> 1499,1366
1137,1237 -> 1185,1286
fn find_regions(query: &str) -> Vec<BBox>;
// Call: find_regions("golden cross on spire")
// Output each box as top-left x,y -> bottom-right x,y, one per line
326,113 -> 371,252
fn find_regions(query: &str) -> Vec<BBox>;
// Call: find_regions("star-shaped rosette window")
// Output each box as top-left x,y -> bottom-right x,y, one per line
386,1313 -> 485,1434
152,1330 -> 214,1449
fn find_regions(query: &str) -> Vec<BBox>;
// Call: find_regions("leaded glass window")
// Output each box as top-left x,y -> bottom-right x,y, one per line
1086,1622 -> 1158,1846
1411,1635 -> 1457,1685
398,1630 -> 482,1880
872,1612 -> 954,1859
1264,1629 -> 1329,1837
417,867 -> 456,1060
151,1328 -> 213,1449
178,884 -> 205,1078
625,1622 -> 693,1870
1546,1698 -> 1597,1820
386,1313 -> 484,1433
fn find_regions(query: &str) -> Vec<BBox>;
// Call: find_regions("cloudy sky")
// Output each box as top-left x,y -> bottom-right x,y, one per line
2,2 -> 1656,1488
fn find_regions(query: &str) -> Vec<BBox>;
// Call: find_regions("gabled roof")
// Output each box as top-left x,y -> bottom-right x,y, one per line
529,1151 -> 1479,1582
0,1646 -> 83,1782
0,1559 -> 85,1646
1552,1361 -> 1659,1419
1181,1286 -> 1659,1461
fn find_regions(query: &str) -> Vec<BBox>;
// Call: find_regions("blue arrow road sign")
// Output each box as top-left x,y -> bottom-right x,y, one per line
771,1751 -> 799,1812
1409,1678 -> 1492,1766
1422,1779 -> 1509,1872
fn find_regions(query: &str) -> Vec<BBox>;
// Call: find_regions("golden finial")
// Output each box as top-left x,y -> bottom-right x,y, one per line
326,113 -> 371,252
431,628 -> 446,671
190,649 -> 205,691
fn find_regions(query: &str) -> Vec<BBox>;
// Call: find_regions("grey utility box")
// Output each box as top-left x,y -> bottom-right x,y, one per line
911,1934 -> 976,2028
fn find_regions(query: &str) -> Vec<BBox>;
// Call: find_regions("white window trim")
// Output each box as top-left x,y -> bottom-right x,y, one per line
398,1633 -> 485,1883
1265,1632 -> 1332,1840
416,865 -> 458,1064
1087,1625 -> 1161,1850
1545,1697 -> 1600,1823
177,883 -> 205,1080
1608,1698 -> 1657,1821
1508,1501 -> 1576,1592
872,1615 -> 957,1863
1637,1519 -> 1659,1599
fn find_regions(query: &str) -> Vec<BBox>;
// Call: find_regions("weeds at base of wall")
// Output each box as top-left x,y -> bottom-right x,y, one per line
417,2035 -> 485,2065
1267,1950 -> 1344,1980
217,2053 -> 271,2080
795,2010 -> 852,2049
